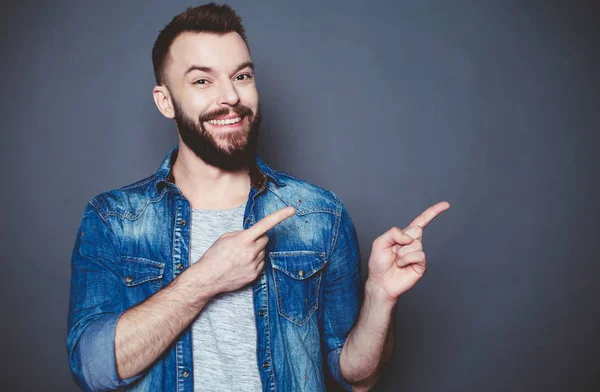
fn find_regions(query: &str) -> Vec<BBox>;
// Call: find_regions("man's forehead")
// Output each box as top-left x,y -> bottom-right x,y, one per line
168,31 -> 251,73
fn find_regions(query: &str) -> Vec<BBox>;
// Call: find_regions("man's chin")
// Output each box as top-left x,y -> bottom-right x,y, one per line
174,106 -> 259,172
184,138 -> 254,172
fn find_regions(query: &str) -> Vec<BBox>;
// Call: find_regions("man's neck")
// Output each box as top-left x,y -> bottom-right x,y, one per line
171,142 -> 251,211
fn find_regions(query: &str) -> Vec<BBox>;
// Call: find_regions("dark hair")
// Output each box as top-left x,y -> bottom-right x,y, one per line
152,3 -> 248,86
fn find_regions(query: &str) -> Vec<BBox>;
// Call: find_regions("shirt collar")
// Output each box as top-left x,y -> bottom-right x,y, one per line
154,146 -> 285,193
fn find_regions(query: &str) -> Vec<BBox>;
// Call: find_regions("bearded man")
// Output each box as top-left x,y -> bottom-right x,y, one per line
67,3 -> 449,391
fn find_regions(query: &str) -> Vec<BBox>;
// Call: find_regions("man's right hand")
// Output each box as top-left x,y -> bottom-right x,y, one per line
196,205 -> 296,296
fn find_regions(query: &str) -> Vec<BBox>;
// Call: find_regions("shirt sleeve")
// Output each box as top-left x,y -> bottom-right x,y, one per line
66,201 -> 144,391
322,196 -> 363,391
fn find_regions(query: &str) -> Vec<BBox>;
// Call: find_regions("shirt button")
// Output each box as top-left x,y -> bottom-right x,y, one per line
245,218 -> 251,225
298,270 -> 305,278
263,362 -> 269,369
180,220 -> 187,226
258,310 -> 265,317
125,276 -> 133,283
182,370 -> 190,378
177,264 -> 184,271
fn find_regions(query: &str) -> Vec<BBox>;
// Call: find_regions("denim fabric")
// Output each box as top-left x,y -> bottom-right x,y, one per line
67,147 -> 362,391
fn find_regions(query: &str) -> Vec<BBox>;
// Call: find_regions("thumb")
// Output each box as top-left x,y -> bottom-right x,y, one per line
404,225 -> 423,241
374,227 -> 414,250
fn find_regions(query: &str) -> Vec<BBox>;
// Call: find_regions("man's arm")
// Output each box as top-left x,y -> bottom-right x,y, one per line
320,201 -> 407,391
339,201 -> 450,390
114,266 -> 214,380
339,282 -> 397,391
67,203 -> 216,390
320,200 -> 363,392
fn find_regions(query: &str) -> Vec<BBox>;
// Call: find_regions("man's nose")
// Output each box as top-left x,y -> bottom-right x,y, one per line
217,80 -> 240,107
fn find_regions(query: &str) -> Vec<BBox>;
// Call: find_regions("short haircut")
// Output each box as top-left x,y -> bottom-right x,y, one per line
152,3 -> 248,86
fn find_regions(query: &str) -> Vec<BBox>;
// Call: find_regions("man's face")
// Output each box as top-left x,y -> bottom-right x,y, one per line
165,31 -> 260,171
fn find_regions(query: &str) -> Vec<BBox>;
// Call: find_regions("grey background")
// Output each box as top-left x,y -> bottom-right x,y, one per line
1,0 -> 598,391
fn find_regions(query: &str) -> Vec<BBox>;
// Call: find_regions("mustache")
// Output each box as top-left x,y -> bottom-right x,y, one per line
198,105 -> 254,123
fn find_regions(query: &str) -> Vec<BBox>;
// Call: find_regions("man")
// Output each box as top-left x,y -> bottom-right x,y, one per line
67,3 -> 449,392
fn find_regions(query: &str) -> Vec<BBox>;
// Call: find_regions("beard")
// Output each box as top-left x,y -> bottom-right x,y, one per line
172,98 -> 261,172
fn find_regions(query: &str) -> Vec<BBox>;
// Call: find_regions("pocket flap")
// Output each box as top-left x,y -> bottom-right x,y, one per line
120,256 -> 165,286
269,251 -> 326,280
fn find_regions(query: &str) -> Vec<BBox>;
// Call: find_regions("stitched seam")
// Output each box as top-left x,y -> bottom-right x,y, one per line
328,194 -> 344,260
275,271 -> 322,327
272,262 -> 325,279
119,175 -> 157,190
120,257 -> 165,287
89,199 -> 109,225
266,188 -> 339,215
86,200 -> 123,253
273,255 -> 325,326
265,269 -> 276,392
123,275 -> 163,286
173,202 -> 181,392
102,190 -> 168,221
270,252 -> 326,279
312,273 -> 322,320
269,251 -> 326,256
121,256 -> 165,269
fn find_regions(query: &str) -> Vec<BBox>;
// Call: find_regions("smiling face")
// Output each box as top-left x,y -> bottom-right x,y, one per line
159,31 -> 260,171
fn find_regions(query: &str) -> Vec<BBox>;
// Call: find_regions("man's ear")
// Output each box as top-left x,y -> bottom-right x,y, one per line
153,85 -> 175,119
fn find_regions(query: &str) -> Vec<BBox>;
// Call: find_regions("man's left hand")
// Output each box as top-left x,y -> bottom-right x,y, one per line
366,201 -> 450,303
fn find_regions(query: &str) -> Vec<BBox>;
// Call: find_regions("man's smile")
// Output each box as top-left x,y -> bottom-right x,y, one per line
205,116 -> 245,127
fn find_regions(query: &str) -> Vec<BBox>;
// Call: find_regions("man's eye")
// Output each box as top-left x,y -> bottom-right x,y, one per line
194,79 -> 208,85
236,73 -> 253,81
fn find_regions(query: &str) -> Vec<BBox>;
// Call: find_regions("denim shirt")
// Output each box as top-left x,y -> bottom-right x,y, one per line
67,147 -> 362,392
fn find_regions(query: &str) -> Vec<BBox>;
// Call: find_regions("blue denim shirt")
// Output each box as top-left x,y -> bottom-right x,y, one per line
67,147 -> 362,391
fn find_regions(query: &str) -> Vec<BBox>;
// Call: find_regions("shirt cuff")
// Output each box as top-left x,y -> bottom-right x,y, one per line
328,346 -> 355,392
79,311 -> 144,391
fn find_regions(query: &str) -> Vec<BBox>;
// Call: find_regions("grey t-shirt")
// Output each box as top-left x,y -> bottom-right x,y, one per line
188,201 -> 262,391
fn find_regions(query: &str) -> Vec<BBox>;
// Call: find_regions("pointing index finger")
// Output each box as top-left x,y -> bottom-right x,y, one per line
246,206 -> 296,240
406,201 -> 450,230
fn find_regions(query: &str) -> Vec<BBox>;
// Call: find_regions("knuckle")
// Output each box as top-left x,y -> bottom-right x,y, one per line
258,241 -> 268,252
240,248 -> 252,261
239,231 -> 251,243
412,229 -> 423,240
248,247 -> 259,258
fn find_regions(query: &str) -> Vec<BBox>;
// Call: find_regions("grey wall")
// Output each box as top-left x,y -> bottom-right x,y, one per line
1,0 -> 598,391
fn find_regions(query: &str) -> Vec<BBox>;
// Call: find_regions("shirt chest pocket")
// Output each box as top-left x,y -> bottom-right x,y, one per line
119,256 -> 166,293
270,251 -> 326,326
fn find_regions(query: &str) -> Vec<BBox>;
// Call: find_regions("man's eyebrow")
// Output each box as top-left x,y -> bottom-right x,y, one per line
184,65 -> 214,75
184,61 -> 254,77
234,61 -> 254,73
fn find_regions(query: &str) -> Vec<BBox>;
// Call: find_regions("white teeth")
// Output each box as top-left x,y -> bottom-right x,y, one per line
207,117 -> 242,125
